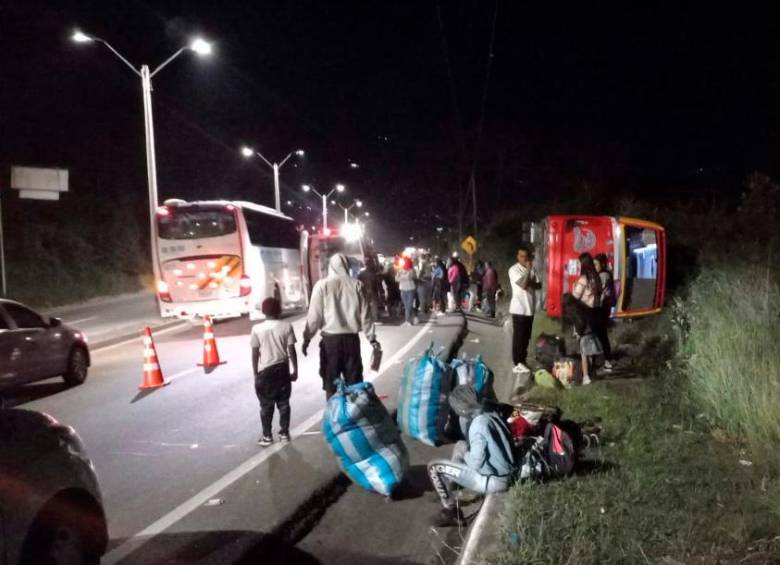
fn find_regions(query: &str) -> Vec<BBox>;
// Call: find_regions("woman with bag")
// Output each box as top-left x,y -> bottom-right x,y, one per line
396,256 -> 418,326
572,253 -> 603,385
594,253 -> 615,371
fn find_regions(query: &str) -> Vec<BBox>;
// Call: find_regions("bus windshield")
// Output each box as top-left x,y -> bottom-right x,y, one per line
158,209 -> 237,240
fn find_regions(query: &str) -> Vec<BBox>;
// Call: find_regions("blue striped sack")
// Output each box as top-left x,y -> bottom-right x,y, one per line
397,343 -> 452,446
451,354 -> 495,399
322,379 -> 408,496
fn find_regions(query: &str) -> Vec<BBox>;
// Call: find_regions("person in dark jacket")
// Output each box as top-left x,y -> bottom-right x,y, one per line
482,261 -> 499,317
358,256 -> 381,324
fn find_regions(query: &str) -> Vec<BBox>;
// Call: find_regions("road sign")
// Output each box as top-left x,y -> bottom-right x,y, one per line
461,235 -> 477,256
11,166 -> 69,200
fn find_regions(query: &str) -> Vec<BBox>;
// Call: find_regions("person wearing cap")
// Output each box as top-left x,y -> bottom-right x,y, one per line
302,253 -> 380,398
250,297 -> 298,447
427,385 -> 515,527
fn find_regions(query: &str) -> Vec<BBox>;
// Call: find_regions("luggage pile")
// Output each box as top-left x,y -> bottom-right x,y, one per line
533,333 -> 585,388
322,379 -> 409,496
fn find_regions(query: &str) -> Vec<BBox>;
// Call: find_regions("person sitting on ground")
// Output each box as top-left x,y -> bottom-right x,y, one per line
250,297 -> 298,447
302,253 -> 380,399
427,385 -> 515,527
594,253 -> 615,371
572,253 -> 603,385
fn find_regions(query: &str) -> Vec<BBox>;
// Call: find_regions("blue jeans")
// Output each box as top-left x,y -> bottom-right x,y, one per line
401,289 -> 416,324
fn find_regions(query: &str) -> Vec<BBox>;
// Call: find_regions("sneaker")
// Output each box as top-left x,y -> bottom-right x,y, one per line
603,360 -> 614,371
513,362 -> 529,374
279,432 -> 291,442
436,311 -> 445,317
582,376 -> 592,386
432,506 -> 466,528
257,435 -> 273,447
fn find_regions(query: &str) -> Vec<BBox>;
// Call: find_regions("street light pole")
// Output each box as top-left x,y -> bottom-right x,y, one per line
241,147 -> 304,212
302,184 -> 345,230
72,31 -> 212,289
140,65 -> 158,259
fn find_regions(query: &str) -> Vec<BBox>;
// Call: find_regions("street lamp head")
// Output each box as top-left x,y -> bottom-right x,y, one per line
356,200 -> 363,208
364,211 -> 371,217
335,184 -> 345,193
330,200 -> 336,205
295,149 -> 305,157
189,37 -> 213,56
72,30 -> 94,43
350,162 -> 360,169
240,146 -> 254,158
302,184 -> 312,192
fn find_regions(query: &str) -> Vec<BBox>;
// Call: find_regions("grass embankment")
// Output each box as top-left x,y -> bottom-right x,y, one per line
491,314 -> 780,564
685,262 -> 780,469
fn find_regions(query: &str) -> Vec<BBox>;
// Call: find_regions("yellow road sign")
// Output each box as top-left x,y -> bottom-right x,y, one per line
461,235 -> 477,256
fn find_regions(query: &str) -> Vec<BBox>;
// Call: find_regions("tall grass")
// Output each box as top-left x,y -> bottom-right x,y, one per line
686,259 -> 780,463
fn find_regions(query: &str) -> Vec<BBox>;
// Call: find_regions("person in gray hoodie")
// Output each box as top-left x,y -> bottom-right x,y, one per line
427,385 -> 515,527
302,253 -> 380,398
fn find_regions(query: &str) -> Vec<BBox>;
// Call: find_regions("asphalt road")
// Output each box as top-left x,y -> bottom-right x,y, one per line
18,308 -> 466,564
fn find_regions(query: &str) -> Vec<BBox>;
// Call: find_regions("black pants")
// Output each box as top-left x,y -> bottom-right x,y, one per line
594,306 -> 612,360
320,334 -> 364,398
254,362 -> 291,438
512,314 -> 534,365
452,282 -> 463,311
484,289 -> 497,317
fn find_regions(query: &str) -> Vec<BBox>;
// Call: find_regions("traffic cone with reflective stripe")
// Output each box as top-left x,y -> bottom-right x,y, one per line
198,316 -> 224,368
139,327 -> 166,389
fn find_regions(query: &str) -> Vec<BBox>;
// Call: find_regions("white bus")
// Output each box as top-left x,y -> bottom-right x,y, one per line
155,199 -> 306,319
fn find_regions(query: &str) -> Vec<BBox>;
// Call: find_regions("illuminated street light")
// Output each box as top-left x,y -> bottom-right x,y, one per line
242,145 -> 304,211
301,183 -> 346,229
339,199 -> 363,224
72,28 -> 212,293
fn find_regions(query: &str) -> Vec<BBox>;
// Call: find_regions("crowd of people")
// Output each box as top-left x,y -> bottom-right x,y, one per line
247,246 -> 616,527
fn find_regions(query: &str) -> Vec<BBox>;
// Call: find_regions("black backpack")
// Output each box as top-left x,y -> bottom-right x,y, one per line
534,333 -> 566,370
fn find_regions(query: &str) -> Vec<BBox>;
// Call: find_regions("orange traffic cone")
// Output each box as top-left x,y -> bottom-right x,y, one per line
139,327 -> 167,389
198,316 -> 224,368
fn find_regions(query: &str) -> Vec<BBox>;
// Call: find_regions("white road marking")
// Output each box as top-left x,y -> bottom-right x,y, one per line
91,322 -> 190,355
66,316 -> 98,325
163,367 -> 199,384
103,318 -> 437,564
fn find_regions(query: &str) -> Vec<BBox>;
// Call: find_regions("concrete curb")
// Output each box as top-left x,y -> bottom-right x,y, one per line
458,492 -> 498,565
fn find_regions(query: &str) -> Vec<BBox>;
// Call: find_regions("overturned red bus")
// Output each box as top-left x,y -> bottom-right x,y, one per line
533,216 -> 666,319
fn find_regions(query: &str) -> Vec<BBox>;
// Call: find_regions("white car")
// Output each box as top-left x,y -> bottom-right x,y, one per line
0,408 -> 108,564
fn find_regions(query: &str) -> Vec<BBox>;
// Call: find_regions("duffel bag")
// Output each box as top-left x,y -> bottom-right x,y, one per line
534,333 -> 566,370
323,379 -> 408,496
397,343 -> 452,446
451,354 -> 495,399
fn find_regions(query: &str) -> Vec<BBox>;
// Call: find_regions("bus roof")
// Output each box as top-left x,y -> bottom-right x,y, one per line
163,199 -> 294,222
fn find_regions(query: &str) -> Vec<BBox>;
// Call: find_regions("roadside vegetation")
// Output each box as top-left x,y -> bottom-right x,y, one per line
483,174 -> 780,563
3,189 -> 147,308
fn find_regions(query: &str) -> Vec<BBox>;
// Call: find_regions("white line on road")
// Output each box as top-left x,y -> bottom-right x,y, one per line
103,319 -> 436,564
163,367 -> 200,385
91,322 -> 190,355
65,316 -> 98,325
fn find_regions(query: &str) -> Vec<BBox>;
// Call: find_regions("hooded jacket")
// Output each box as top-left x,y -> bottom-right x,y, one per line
304,253 -> 376,342
450,385 -> 515,477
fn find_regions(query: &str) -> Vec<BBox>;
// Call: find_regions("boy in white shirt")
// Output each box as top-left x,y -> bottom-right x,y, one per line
250,297 -> 298,446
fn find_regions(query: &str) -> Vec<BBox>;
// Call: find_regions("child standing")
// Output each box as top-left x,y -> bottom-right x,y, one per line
250,297 -> 298,446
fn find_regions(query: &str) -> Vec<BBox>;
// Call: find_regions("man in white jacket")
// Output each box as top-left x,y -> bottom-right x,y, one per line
302,253 -> 380,398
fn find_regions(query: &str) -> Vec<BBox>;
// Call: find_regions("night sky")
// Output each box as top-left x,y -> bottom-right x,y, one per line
3,2 -> 780,249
